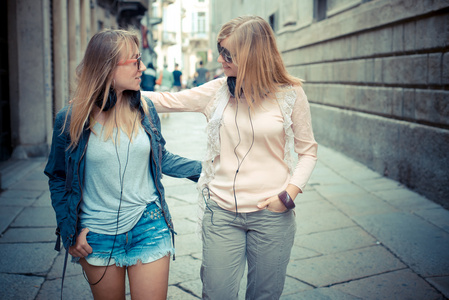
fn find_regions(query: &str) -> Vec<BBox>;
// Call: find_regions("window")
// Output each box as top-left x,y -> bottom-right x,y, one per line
314,0 -> 327,21
269,13 -> 277,32
197,12 -> 206,33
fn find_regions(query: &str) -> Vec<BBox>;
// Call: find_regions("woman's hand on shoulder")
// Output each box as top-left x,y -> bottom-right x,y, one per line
68,227 -> 93,258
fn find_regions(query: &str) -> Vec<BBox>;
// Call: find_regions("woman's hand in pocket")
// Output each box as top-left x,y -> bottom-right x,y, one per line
69,227 -> 93,258
257,195 -> 287,213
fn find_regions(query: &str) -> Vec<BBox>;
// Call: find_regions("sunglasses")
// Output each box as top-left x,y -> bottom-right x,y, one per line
118,53 -> 142,71
217,43 -> 233,63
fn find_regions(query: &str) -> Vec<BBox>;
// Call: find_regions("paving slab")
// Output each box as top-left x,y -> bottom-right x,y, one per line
296,189 -> 326,203
9,179 -> 49,191
296,207 -> 356,236
0,227 -> 55,243
324,192 -> 398,217
296,197 -> 339,217
355,176 -> 403,192
173,218 -> 197,235
333,269 -> 444,300
313,183 -> 367,199
167,285 -> 200,299
335,164 -> 383,182
296,226 -> 378,255
11,206 -> 56,227
36,274 -> 92,300
308,164 -> 349,186
0,189 -> 44,200
166,196 -> 192,208
173,233 -> 202,257
0,158 -> 45,190
0,273 -> 44,300
414,207 -> 449,233
177,279 -> 203,299
373,188 -> 441,212
0,195 -> 36,207
0,243 -> 57,274
290,244 -> 321,260
169,203 -> 198,220
164,180 -> 198,196
168,255 -> 202,285
353,211 -> 449,277
0,206 -> 22,234
47,250 -> 84,280
284,287 -> 361,300
287,245 -> 406,287
282,276 -> 314,295
32,191 -> 52,207
426,276 -> 449,299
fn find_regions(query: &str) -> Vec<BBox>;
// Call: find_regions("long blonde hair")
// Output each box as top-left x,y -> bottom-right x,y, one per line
218,15 -> 302,106
65,29 -> 146,149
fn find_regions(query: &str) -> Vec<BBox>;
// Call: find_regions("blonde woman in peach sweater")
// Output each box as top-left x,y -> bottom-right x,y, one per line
143,16 -> 318,300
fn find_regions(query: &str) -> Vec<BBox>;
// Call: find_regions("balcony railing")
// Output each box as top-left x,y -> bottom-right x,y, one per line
161,31 -> 176,45
189,31 -> 208,41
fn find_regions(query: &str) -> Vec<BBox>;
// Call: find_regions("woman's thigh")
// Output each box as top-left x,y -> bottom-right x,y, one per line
79,258 -> 126,300
127,255 -> 170,300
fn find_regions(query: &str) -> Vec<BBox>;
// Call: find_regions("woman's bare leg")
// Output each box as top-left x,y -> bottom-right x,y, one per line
79,258 -> 126,300
127,255 -> 170,300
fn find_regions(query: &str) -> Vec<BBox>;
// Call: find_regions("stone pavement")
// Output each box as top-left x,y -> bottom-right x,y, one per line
1,112 -> 449,300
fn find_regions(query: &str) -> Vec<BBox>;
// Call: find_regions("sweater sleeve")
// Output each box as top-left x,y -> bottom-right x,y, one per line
289,85 -> 318,192
141,77 -> 226,115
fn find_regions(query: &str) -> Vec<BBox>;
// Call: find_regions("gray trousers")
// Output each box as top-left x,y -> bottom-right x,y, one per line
201,199 -> 296,300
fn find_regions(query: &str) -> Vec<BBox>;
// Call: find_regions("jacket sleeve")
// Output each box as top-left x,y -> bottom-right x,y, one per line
146,101 -> 202,182
44,109 -> 70,233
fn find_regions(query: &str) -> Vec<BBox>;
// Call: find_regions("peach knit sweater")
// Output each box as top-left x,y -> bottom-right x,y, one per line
142,77 -> 317,213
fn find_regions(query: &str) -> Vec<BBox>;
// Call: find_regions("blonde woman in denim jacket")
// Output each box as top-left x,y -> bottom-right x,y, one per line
44,29 -> 201,300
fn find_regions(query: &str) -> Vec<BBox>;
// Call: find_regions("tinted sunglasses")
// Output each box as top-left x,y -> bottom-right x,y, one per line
217,43 -> 233,63
118,53 -> 142,71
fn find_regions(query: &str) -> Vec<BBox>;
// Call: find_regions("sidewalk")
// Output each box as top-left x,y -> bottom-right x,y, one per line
0,112 -> 448,299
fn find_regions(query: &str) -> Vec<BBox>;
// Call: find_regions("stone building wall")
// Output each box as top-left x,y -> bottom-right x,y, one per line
5,0 -> 128,160
210,0 -> 449,207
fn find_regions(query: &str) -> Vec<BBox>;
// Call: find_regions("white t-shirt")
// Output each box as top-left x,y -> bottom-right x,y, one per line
80,123 -> 159,235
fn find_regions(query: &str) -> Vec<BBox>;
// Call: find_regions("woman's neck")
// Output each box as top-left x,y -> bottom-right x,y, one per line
91,106 -> 107,125
115,90 -> 124,103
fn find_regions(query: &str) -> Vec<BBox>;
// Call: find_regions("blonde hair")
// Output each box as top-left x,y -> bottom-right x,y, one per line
65,28 -> 147,149
218,15 -> 302,106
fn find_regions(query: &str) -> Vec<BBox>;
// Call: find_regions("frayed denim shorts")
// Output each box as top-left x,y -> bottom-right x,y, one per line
74,202 -> 174,267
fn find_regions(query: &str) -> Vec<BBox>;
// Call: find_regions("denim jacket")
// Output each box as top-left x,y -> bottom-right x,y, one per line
44,97 -> 201,251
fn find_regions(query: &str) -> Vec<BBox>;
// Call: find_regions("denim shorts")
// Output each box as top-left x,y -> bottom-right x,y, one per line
74,202 -> 174,267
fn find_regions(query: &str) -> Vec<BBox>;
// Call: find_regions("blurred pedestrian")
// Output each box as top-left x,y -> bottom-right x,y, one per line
157,64 -> 174,118
142,15 -> 317,299
158,64 -> 174,92
193,60 -> 209,86
172,63 -> 183,92
44,28 -> 201,300
141,62 -> 156,91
